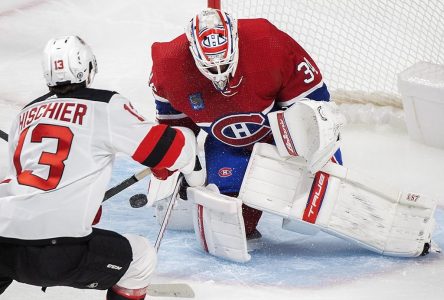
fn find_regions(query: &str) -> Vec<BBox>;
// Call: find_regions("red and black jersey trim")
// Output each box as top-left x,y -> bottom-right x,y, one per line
132,124 -> 184,169
24,88 -> 117,109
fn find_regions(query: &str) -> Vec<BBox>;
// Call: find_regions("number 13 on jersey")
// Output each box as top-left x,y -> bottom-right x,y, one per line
13,124 -> 74,191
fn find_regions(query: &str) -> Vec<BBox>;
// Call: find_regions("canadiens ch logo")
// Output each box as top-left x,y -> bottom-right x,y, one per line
202,33 -> 227,49
218,167 -> 233,177
211,113 -> 271,147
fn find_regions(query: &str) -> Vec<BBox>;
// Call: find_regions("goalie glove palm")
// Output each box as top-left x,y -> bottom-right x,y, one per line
268,99 -> 345,173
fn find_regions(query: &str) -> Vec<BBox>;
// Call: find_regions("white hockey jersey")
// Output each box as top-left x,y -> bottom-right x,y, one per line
0,88 -> 192,242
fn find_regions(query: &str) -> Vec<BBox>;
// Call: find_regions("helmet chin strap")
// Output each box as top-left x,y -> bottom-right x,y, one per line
214,76 -> 243,97
212,79 -> 228,91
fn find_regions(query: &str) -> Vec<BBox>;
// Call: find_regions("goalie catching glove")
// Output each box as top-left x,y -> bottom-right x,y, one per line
268,99 -> 345,173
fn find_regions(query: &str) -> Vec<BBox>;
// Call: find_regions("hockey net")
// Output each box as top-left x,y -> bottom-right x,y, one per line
209,0 -> 444,125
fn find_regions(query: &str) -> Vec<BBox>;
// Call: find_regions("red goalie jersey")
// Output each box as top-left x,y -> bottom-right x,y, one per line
150,18 -> 329,148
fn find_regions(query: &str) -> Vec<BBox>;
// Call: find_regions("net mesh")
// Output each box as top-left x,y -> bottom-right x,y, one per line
218,0 -> 444,108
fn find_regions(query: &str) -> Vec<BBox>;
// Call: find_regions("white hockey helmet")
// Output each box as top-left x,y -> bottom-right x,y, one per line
42,35 -> 97,87
186,8 -> 239,91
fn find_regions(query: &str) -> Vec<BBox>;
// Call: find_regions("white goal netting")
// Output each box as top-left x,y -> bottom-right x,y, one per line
214,0 -> 444,125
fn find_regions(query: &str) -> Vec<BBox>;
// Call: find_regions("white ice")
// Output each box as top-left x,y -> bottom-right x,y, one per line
0,1 -> 444,300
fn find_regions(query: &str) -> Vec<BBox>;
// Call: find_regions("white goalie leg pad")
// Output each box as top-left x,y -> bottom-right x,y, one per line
320,162 -> 437,257
240,143 -> 437,257
282,218 -> 321,236
238,142 -> 323,230
155,194 -> 194,231
187,184 -> 251,263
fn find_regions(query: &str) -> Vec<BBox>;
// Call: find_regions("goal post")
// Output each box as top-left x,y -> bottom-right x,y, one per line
208,0 -> 220,9
208,0 -> 444,110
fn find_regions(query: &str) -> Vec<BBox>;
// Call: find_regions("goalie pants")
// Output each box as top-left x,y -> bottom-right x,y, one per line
0,228 -> 155,295
204,136 -> 343,235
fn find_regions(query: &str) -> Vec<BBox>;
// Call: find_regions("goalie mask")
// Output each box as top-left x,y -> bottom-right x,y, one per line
186,9 -> 239,91
42,35 -> 97,87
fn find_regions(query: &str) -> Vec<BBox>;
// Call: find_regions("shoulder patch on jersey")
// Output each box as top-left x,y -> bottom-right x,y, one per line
188,93 -> 205,110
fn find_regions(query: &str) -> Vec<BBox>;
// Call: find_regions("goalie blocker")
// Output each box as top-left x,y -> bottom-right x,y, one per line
239,143 -> 437,257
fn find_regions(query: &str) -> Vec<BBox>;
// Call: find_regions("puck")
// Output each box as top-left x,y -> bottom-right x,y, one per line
129,193 -> 148,208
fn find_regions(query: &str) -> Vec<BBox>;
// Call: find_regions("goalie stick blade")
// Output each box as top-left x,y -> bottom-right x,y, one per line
147,283 -> 195,298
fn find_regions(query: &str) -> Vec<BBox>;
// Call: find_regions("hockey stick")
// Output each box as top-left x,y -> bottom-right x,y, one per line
103,168 -> 151,202
2,127 -> 194,296
154,173 -> 184,252
148,174 -> 195,298
0,129 -> 8,142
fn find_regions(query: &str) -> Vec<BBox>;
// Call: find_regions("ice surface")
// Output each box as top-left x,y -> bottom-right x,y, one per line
0,1 -> 444,300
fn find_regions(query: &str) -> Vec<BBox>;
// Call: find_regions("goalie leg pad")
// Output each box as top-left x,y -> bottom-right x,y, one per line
155,195 -> 194,231
238,142 -> 328,236
240,143 -> 437,257
318,171 -> 437,257
187,184 -> 251,263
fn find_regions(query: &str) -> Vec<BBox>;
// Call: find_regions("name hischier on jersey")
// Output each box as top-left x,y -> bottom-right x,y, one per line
19,101 -> 87,131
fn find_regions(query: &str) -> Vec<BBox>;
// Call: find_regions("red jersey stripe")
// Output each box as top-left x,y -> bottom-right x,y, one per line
154,128 -> 185,169
132,125 -> 166,164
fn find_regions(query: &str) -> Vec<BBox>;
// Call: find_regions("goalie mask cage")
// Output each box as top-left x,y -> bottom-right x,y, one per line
208,0 -> 444,109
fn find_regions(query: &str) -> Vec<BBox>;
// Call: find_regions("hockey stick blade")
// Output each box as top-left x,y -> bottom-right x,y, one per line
0,129 -> 8,142
147,283 -> 195,298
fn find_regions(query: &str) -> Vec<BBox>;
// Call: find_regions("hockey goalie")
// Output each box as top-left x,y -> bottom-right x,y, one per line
147,8 -> 438,263
186,99 -> 439,262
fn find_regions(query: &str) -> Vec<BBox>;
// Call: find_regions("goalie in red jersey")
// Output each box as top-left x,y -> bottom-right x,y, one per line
149,8 -> 343,262
149,8 -> 438,262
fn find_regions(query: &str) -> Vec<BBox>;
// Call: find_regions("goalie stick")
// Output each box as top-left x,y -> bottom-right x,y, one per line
154,173 -> 184,251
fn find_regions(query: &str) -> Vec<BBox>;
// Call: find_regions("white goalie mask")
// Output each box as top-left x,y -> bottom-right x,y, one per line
186,9 -> 239,91
42,35 -> 98,87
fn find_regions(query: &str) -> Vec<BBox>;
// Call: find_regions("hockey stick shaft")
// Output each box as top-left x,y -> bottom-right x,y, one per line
103,168 -> 151,202
154,173 -> 184,252
0,129 -> 8,142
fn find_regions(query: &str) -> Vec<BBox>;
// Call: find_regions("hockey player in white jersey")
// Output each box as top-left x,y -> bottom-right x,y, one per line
0,36 -> 197,300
